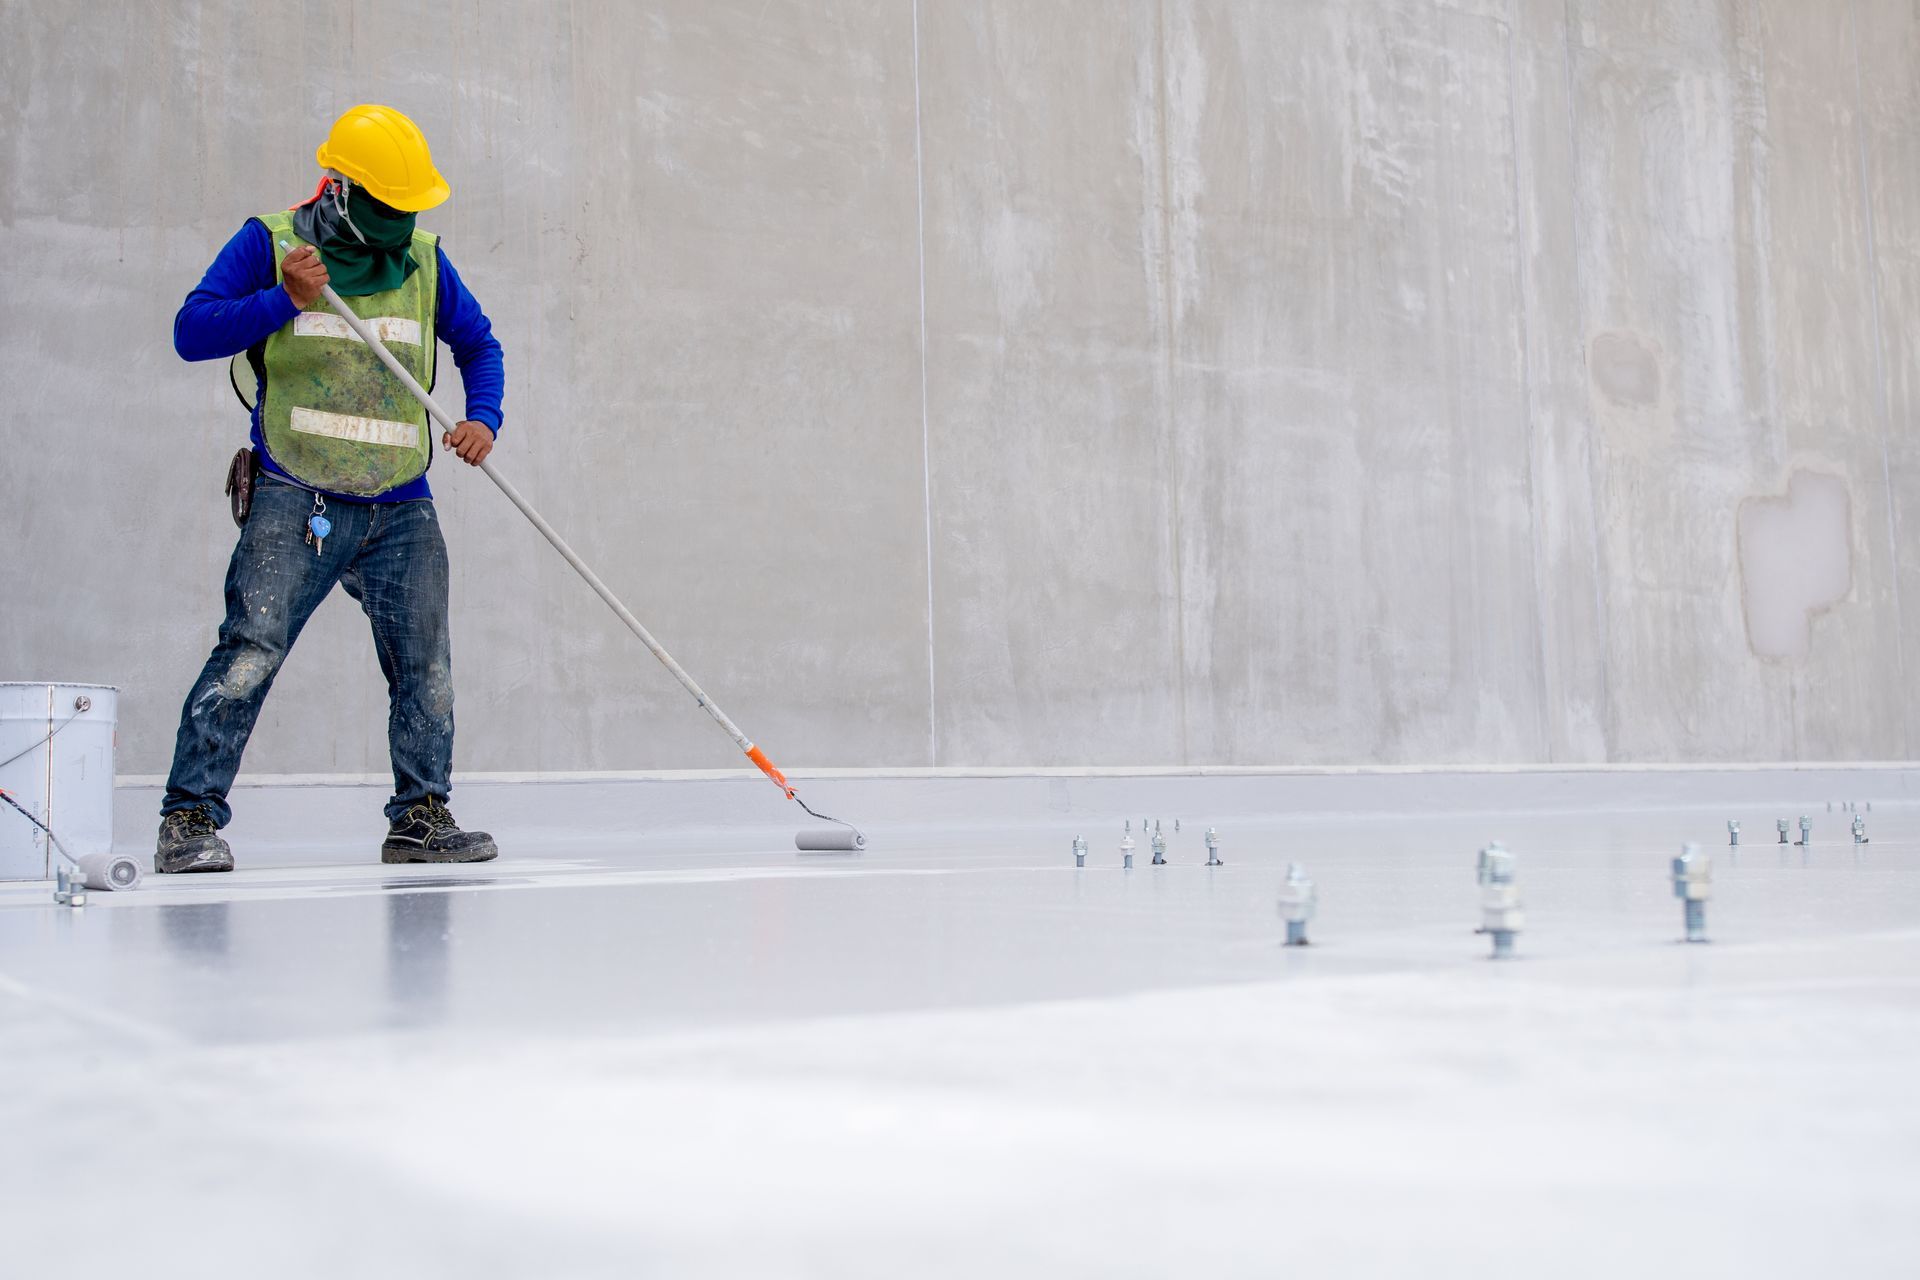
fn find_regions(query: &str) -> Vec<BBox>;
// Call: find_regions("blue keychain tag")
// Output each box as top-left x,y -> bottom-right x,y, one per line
309,514 -> 332,540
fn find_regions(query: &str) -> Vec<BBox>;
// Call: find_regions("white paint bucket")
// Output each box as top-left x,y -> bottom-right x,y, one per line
0,683 -> 118,881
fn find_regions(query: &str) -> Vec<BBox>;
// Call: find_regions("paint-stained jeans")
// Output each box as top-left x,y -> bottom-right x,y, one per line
163,475 -> 455,826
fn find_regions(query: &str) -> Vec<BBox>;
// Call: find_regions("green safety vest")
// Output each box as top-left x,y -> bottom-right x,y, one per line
245,210 -> 440,497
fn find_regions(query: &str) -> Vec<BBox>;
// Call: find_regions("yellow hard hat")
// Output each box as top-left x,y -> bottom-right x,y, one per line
314,104 -> 450,212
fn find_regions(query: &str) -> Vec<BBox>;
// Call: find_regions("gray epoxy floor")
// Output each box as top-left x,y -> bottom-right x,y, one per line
3,806 -> 1917,1278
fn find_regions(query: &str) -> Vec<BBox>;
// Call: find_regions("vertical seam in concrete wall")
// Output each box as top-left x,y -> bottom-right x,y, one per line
1153,0 -> 1192,764
1560,0 -> 1615,756
1503,12 -> 1556,762
1847,0 -> 1911,754
910,0 -> 938,766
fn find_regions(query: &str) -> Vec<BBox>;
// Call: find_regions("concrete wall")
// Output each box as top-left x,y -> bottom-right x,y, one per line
3,0 -> 1916,777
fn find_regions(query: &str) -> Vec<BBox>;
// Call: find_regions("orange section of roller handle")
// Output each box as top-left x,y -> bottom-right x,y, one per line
746,745 -> 795,799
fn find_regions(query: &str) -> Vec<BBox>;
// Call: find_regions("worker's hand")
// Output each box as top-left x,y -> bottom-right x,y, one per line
281,245 -> 329,309
444,421 -> 495,466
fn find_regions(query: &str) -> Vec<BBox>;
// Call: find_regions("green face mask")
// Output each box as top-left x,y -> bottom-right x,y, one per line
344,186 -> 417,249
299,180 -> 420,296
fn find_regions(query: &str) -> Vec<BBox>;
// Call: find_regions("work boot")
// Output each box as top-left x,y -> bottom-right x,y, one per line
155,808 -> 235,874
381,798 -> 498,864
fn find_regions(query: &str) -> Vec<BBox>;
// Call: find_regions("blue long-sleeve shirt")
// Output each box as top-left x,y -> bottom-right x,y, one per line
174,218 -> 505,503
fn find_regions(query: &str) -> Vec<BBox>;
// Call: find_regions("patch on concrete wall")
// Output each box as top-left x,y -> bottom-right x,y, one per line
1590,332 -> 1661,409
1737,471 -> 1852,660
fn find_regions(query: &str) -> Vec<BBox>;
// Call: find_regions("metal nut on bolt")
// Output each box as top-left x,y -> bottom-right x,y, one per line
1671,842 -> 1710,944
1278,863 -> 1316,946
1476,843 -> 1522,959
53,865 -> 87,908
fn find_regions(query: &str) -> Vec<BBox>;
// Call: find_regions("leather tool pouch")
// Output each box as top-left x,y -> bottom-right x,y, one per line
225,447 -> 260,527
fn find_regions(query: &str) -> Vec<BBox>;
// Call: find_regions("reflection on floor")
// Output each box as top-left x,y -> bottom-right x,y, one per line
3,798 -> 1917,1277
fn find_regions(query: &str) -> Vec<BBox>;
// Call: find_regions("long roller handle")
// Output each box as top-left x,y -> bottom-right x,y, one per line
296,254 -> 799,802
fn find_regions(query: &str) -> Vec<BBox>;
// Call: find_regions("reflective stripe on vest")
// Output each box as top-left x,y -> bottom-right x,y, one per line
289,406 -> 421,449
292,312 -> 423,347
255,210 -> 440,497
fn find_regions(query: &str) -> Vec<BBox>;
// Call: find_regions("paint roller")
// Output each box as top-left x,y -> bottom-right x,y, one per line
76,853 -> 142,892
796,827 -> 866,853
297,256 -> 866,853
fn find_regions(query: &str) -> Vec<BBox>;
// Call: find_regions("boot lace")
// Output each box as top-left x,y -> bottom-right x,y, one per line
420,798 -> 459,833
171,809 -> 218,837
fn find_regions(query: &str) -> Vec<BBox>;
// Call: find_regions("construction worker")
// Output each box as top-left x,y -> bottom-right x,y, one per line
157,104 -> 502,873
